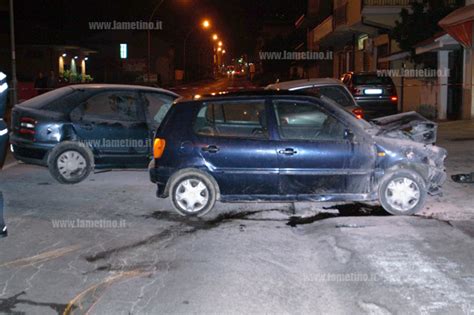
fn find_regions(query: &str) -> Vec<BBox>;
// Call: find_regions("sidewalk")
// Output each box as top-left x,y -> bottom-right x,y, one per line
420,120 -> 474,222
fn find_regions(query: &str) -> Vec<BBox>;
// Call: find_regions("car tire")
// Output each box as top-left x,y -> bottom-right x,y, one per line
378,169 -> 427,216
169,169 -> 218,217
47,141 -> 94,184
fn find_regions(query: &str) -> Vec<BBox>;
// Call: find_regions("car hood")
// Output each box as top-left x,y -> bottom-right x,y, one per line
370,111 -> 437,145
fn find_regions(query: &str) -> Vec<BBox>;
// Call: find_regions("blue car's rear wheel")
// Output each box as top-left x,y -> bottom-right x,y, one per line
169,169 -> 218,217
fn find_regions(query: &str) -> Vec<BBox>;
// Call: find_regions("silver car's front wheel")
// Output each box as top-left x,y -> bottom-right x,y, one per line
169,169 -> 218,217
379,169 -> 427,216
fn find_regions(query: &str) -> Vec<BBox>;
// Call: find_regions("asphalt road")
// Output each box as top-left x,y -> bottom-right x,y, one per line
0,78 -> 473,315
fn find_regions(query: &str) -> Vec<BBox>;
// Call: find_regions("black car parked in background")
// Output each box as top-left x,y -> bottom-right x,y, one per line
11,84 -> 179,184
341,72 -> 398,119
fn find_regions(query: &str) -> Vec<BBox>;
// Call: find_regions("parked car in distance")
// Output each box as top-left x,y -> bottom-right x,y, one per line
149,90 -> 447,218
11,84 -> 179,184
266,78 -> 364,119
341,72 -> 398,119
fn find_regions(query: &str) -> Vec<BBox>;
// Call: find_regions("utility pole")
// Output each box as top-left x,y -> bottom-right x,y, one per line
9,0 -> 18,105
147,0 -> 165,83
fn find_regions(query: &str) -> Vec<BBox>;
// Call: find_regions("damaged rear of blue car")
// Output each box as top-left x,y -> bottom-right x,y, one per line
149,91 -> 447,217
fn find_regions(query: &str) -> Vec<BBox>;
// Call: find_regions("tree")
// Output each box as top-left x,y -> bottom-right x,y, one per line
391,0 -> 463,61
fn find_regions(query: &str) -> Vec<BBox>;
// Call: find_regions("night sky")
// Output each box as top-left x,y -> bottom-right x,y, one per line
14,0 -> 306,56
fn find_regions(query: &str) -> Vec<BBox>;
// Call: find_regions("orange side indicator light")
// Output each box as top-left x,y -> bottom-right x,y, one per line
153,138 -> 166,159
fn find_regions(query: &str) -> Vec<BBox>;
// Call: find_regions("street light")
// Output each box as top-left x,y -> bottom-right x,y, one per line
183,19 -> 211,80
218,41 -> 223,47
202,20 -> 211,29
212,34 -> 218,41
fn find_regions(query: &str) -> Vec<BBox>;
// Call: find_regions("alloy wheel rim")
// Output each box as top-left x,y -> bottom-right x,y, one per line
57,150 -> 87,180
385,177 -> 421,212
175,179 -> 209,213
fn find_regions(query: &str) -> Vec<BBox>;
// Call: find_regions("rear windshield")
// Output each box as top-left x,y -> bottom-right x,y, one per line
18,87 -> 74,109
353,75 -> 393,85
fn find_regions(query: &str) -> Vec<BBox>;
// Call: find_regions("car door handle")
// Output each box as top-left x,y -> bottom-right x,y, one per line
81,123 -> 94,130
278,148 -> 297,156
202,145 -> 220,153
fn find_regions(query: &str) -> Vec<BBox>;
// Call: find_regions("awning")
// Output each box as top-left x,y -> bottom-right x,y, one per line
378,51 -> 410,63
415,33 -> 460,55
439,4 -> 474,48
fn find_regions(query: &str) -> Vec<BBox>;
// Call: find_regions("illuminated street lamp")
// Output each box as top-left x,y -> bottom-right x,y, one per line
218,41 -> 223,47
202,19 -> 211,29
212,34 -> 218,41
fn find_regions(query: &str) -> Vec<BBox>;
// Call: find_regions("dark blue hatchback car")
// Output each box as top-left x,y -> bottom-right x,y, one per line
149,91 -> 447,217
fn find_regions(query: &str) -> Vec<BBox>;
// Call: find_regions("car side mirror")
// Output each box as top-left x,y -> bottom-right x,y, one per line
344,129 -> 355,141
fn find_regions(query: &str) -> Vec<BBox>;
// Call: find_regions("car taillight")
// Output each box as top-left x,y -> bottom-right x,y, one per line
19,117 -> 36,135
153,138 -> 166,159
391,96 -> 398,103
352,108 -> 364,120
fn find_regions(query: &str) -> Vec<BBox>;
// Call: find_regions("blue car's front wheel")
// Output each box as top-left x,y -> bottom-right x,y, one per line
379,169 -> 427,216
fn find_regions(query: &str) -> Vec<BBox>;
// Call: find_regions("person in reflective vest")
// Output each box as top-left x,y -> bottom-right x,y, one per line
0,71 -> 9,238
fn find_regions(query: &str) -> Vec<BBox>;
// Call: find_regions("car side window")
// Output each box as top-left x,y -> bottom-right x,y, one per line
81,91 -> 141,122
303,86 -> 355,108
274,100 -> 346,141
143,92 -> 176,128
194,100 -> 267,139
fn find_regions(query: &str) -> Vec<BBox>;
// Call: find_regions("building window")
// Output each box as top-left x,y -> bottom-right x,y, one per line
120,43 -> 128,59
